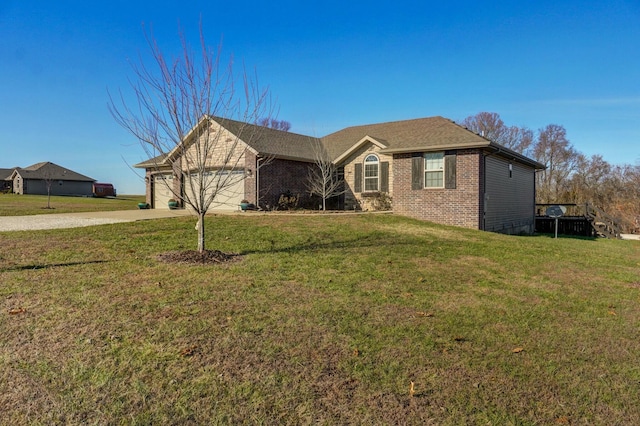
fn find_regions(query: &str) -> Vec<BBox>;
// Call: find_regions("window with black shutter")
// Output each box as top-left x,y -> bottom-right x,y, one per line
380,161 -> 389,193
444,151 -> 456,189
411,154 -> 424,190
354,163 -> 362,193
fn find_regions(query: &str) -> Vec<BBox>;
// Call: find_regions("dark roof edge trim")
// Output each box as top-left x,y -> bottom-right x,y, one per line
486,143 -> 546,169
381,142 -> 545,169
379,141 -> 490,154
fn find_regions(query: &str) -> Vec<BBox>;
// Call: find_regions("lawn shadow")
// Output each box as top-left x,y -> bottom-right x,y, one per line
239,233 -> 413,256
531,233 -> 599,241
0,260 -> 109,272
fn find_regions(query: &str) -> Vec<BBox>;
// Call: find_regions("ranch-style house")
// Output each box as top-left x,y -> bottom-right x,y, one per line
135,115 -> 545,235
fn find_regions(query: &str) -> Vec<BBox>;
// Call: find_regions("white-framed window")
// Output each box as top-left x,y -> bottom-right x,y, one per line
424,152 -> 444,188
364,154 -> 379,191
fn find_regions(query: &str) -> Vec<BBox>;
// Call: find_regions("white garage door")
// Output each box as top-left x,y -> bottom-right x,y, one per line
153,174 -> 174,209
184,170 -> 245,211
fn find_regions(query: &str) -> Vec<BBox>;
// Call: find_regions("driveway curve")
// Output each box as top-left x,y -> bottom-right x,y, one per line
0,209 -> 196,232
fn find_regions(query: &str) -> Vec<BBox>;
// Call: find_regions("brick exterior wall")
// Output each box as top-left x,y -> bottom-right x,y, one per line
257,158 -> 315,209
243,151 -> 258,205
393,149 -> 483,229
144,170 -> 152,205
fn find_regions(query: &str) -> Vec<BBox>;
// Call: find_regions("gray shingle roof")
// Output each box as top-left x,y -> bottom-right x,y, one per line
0,168 -> 15,180
321,116 -> 544,168
321,116 -> 482,157
15,162 -> 95,182
134,154 -> 169,169
134,115 -> 544,169
211,117 -> 321,161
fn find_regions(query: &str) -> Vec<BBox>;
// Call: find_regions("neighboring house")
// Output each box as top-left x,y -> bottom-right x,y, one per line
0,168 -> 14,192
9,162 -> 96,196
136,116 -> 545,235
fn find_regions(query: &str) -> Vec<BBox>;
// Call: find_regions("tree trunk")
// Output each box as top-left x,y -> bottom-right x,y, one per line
197,211 -> 206,252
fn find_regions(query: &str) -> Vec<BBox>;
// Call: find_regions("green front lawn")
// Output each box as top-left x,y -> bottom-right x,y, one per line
1,214 -> 639,424
0,194 -> 146,216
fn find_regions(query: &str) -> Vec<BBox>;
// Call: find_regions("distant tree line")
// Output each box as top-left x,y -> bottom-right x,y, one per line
462,112 -> 640,232
257,118 -> 291,132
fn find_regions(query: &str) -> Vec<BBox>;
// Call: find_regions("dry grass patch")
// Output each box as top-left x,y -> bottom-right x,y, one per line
379,221 -> 481,242
1,214 -> 639,423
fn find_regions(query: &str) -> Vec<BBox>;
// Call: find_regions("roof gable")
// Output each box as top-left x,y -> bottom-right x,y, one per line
333,135 -> 388,165
321,116 -> 488,158
13,162 -> 95,182
322,116 -> 544,169
135,116 -> 321,168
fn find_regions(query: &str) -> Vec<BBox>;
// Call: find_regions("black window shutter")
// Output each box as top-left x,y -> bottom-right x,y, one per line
444,151 -> 457,189
411,154 -> 423,190
354,163 -> 362,193
380,161 -> 389,193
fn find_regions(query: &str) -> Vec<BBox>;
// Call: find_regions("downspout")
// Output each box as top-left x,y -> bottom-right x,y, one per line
534,168 -> 544,215
482,153 -> 486,230
256,156 -> 262,208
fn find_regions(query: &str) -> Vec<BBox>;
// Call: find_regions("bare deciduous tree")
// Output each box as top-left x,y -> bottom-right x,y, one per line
461,112 -> 534,155
41,165 -> 56,209
566,154 -> 611,205
306,141 -> 346,211
257,118 -> 291,132
533,124 -> 580,204
605,164 -> 640,231
109,26 -> 271,252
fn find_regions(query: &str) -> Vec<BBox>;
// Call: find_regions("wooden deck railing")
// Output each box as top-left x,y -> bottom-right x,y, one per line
535,203 -> 623,239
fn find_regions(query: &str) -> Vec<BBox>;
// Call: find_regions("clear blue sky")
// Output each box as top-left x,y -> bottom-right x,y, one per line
1,0 -> 638,194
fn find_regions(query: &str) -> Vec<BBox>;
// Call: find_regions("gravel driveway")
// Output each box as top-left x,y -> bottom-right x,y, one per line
0,209 -> 195,232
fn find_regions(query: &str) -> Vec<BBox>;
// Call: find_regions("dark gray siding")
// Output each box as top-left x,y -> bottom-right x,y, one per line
484,155 -> 535,235
22,179 -> 94,196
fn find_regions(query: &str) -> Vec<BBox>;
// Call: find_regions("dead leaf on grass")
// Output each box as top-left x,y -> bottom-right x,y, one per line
415,311 -> 434,317
555,415 -> 570,424
608,310 -> 617,316
8,307 -> 26,315
512,347 -> 524,353
180,346 -> 198,357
